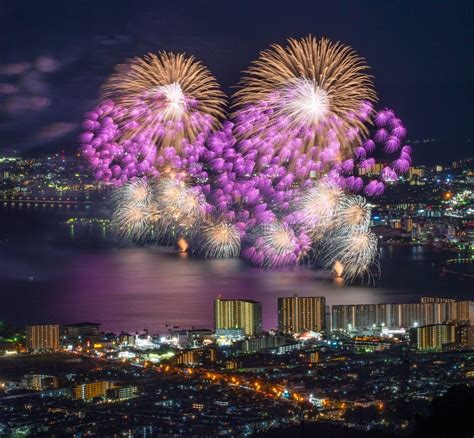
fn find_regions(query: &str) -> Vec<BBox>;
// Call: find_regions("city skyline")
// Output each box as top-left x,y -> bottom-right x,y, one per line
0,1 -> 473,436
10,293 -> 474,336
2,291 -> 474,435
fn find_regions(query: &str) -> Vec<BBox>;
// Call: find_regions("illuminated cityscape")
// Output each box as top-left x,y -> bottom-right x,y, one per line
0,153 -> 472,432
1,1 -> 473,437
278,295 -> 326,334
215,297 -> 263,337
1,292 -> 474,435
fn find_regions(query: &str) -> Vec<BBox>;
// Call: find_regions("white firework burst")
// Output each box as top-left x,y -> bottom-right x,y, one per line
154,82 -> 187,120
298,182 -> 344,237
333,195 -> 372,231
320,229 -> 378,283
277,78 -> 330,128
113,178 -> 154,209
153,178 -> 209,241
111,179 -> 155,241
199,222 -> 241,258
111,204 -> 153,241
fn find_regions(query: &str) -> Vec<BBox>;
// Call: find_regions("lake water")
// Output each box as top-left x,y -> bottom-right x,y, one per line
1,204 -> 473,333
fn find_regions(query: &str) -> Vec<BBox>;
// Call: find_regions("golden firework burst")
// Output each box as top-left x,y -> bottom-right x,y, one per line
102,51 -> 226,146
233,36 -> 377,162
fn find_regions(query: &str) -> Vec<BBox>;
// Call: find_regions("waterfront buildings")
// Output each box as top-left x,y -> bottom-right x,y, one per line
331,297 -> 474,331
26,324 -> 60,352
62,322 -> 101,340
332,304 -> 377,332
421,297 -> 474,324
278,295 -> 326,334
214,297 -> 262,336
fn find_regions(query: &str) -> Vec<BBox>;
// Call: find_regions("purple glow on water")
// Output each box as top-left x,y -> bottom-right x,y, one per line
1,206 -> 472,334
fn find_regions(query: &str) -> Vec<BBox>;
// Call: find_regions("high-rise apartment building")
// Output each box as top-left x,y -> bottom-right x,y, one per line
278,295 -> 326,334
332,304 -> 376,331
214,297 -> 262,336
22,374 -> 59,391
332,298 -> 474,331
26,324 -> 60,351
62,322 -> 101,339
414,324 -> 456,352
72,381 -> 116,401
456,325 -> 474,350
421,297 -> 474,325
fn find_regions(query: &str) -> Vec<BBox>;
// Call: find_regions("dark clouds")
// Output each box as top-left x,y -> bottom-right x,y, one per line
0,0 -> 472,163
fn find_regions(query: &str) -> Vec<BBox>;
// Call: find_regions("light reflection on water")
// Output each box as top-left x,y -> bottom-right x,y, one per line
1,206 -> 473,333
60,247 -> 385,333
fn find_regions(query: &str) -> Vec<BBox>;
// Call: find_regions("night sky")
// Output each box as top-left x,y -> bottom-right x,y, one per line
0,0 -> 472,164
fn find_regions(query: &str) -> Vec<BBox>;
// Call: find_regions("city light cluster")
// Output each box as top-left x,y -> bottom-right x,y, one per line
80,36 -> 414,281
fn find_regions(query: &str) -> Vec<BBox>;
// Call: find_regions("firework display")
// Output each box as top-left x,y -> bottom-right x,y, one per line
319,229 -> 379,283
102,52 -> 225,146
81,36 -> 414,283
233,36 -> 376,168
199,222 -> 241,259
110,179 -> 155,241
80,52 -> 225,186
111,178 -> 210,243
243,222 -> 311,268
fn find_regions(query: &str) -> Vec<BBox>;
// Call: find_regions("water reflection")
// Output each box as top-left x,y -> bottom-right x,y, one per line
1,206 -> 473,333
58,247 -> 387,332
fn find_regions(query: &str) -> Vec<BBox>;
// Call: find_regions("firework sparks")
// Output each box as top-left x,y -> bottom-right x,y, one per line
199,222 -> 241,258
297,183 -> 344,236
110,177 -> 209,243
233,36 -> 377,164
112,178 -> 154,209
320,229 -> 378,283
279,78 -> 330,126
243,222 -> 310,267
153,178 -> 210,240
110,179 -> 155,240
235,36 -> 376,115
333,195 -> 372,231
102,52 -> 225,148
80,37 -> 415,283
113,205 -> 151,240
